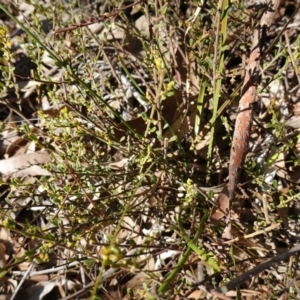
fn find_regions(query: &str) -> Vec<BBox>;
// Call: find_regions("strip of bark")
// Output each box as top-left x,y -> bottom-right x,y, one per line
210,0 -> 280,229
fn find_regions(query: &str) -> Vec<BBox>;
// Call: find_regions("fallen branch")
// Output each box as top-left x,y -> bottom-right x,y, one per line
214,242 -> 300,294
210,0 -> 280,237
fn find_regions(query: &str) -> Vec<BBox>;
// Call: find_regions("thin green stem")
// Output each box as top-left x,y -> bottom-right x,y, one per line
206,0 -> 228,182
0,4 -> 143,141
158,210 -> 209,294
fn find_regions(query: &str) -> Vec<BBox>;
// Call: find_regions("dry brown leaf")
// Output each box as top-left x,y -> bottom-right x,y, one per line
274,150 -> 290,180
226,289 -> 263,297
0,130 -> 21,156
210,184 -> 230,224
108,158 -> 128,170
187,290 -> 205,299
131,2 -> 141,15
187,289 -> 231,300
123,257 -> 156,297
222,219 -> 233,240
0,151 -> 52,178
0,227 -> 13,243
99,25 -> 125,41
0,243 -> 7,269
87,22 -> 104,34
285,116 -> 300,129
15,281 -> 57,300
115,89 -> 191,141
194,125 -> 211,154
289,166 -> 300,183
13,240 -> 31,271
163,97 -> 196,140
0,296 -> 12,300
134,15 -> 150,38
125,272 -> 149,291
0,228 -> 13,265
116,216 -> 141,242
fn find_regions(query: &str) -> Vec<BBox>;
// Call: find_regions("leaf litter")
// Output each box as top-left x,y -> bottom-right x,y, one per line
0,0 -> 300,299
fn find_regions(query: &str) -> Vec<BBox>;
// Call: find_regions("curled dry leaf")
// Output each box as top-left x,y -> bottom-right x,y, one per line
0,130 -> 21,156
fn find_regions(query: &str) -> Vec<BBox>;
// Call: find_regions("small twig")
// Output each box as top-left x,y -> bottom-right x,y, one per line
10,263 -> 33,300
214,243 -> 300,294
144,70 -> 166,138
284,30 -> 300,85
220,222 -> 280,244
54,0 -> 142,34
12,261 -> 79,276
261,3 -> 300,60
262,192 -> 270,223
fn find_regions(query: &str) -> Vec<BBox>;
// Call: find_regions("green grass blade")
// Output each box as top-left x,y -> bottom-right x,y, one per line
206,0 -> 229,181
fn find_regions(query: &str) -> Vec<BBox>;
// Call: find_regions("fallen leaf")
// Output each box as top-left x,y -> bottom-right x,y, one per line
0,151 -> 52,178
210,184 -> 230,224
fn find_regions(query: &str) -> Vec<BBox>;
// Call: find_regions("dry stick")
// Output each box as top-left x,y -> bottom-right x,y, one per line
53,0 -> 143,34
214,242 -> 300,294
210,0 -> 280,234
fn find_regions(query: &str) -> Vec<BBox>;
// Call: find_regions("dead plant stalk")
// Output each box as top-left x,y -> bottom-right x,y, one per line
210,0 -> 281,238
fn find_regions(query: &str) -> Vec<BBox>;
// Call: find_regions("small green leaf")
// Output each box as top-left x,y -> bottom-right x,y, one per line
169,135 -> 178,142
84,258 -> 97,269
